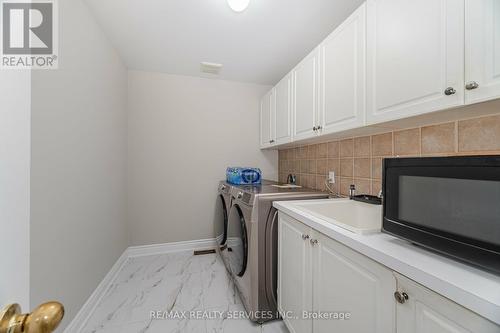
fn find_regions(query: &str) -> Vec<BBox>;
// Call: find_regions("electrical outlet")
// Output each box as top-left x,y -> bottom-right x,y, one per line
328,171 -> 335,184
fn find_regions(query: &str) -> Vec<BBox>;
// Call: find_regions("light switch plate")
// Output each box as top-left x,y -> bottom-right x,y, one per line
328,171 -> 335,184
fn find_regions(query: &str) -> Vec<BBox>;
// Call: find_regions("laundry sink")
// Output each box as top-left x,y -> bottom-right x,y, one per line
292,199 -> 382,234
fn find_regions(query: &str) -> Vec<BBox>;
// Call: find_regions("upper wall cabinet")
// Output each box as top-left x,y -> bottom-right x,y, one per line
260,0 -> 500,149
260,77 -> 292,149
293,47 -> 320,141
318,3 -> 366,135
260,89 -> 275,148
274,74 -> 293,145
366,0 -> 465,124
465,0 -> 500,104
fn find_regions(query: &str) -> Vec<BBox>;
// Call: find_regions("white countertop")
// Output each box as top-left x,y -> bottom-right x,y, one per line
273,198 -> 500,325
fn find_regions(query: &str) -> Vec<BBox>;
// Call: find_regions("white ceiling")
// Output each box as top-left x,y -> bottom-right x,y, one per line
84,0 -> 364,85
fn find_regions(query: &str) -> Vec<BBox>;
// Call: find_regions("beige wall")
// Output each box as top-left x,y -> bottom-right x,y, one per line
279,100 -> 500,197
127,70 -> 277,246
30,0 -> 129,329
0,71 -> 31,309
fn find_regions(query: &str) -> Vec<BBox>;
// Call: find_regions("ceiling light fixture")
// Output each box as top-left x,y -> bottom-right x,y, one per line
227,0 -> 250,12
200,62 -> 223,74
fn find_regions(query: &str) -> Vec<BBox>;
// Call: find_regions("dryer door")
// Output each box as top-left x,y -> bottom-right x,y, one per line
227,203 -> 249,277
214,194 -> 228,247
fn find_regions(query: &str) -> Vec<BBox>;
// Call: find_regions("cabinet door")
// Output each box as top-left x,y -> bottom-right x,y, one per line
395,273 -> 499,333
366,0 -> 465,124
278,214 -> 313,333
465,0 -> 500,104
312,231 -> 396,333
260,89 -> 274,148
275,74 -> 292,145
293,48 -> 320,141
319,3 -> 366,135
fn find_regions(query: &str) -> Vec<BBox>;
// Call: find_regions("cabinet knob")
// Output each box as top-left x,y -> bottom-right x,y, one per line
444,87 -> 456,96
316,125 -> 322,130
465,81 -> 479,90
301,234 -> 310,240
394,291 -> 409,304
313,126 -> 317,131
310,239 -> 318,246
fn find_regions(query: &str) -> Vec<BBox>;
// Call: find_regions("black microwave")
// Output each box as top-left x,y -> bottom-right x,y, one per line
382,156 -> 500,275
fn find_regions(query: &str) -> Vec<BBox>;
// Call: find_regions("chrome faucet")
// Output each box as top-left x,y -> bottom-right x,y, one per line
287,174 -> 297,185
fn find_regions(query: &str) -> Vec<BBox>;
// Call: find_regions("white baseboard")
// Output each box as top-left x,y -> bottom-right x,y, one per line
63,250 -> 129,333
64,238 -> 217,332
126,238 -> 217,258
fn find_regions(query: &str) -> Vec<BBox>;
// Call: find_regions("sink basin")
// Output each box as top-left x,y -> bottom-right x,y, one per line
292,199 -> 382,234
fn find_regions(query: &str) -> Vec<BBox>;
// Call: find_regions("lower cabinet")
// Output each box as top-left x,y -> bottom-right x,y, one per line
312,232 -> 396,333
278,213 -> 500,333
278,214 -> 396,333
395,273 -> 499,333
278,213 -> 312,333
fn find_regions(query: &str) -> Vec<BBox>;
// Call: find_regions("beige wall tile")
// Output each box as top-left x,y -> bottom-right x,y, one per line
372,157 -> 383,179
328,159 -> 340,175
317,159 -> 328,174
308,160 -> 317,174
394,128 -> 420,156
303,174 -> 316,189
340,178 -> 354,196
458,115 -> 500,152
300,160 -> 308,173
328,141 -> 340,158
340,139 -> 354,157
291,160 -> 300,173
354,158 -> 371,178
279,160 -> 285,172
334,177 -> 341,194
354,136 -> 371,157
279,150 -> 286,161
371,180 -> 382,196
297,146 -> 308,159
372,133 -> 393,156
421,122 -> 456,154
278,112 -> 500,197
354,178 -> 371,195
307,145 -> 317,159
279,173 -> 286,183
317,143 -> 328,158
316,175 -> 327,191
340,158 -> 353,177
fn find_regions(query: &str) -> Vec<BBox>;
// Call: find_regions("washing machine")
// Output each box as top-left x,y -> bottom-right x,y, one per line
214,181 -> 232,265
226,183 -> 329,323
215,180 -> 279,266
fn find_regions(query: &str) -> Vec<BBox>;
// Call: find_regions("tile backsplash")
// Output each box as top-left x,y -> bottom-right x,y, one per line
278,113 -> 500,196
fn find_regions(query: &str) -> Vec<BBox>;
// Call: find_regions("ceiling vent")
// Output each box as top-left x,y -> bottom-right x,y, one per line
200,62 -> 223,75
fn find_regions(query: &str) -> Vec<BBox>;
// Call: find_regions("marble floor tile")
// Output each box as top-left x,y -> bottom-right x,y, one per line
81,250 -> 289,333
261,320 -> 289,333
205,304 -> 262,333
